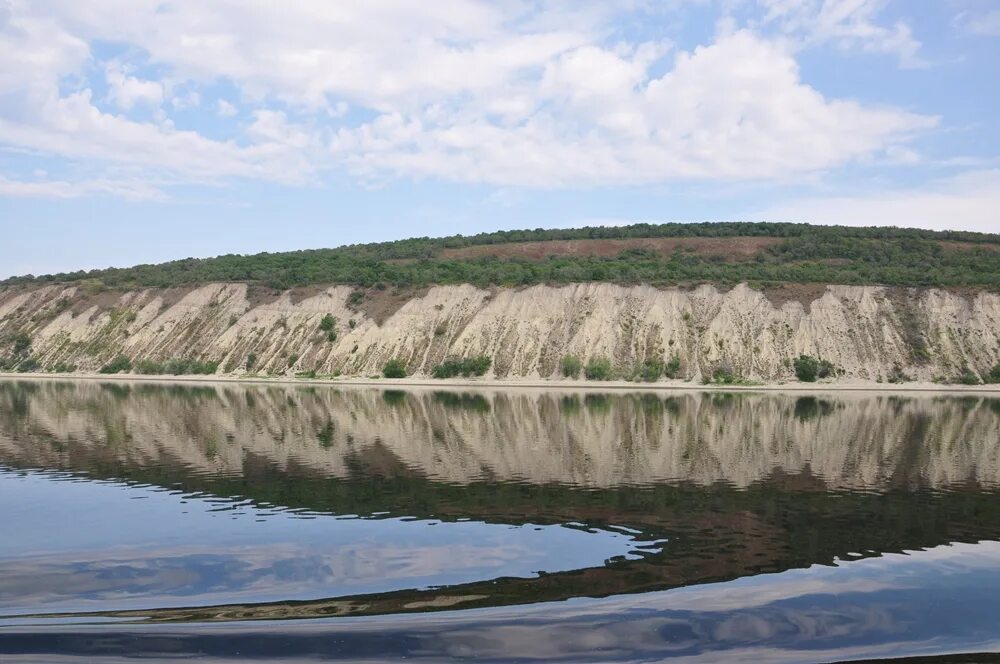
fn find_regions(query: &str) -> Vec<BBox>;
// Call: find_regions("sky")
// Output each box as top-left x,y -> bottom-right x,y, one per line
0,0 -> 998,278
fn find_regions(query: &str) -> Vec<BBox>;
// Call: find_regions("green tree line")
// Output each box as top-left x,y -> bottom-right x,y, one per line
3,222 -> 998,290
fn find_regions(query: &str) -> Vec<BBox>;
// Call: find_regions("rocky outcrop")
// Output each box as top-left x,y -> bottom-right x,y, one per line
0,282 -> 998,382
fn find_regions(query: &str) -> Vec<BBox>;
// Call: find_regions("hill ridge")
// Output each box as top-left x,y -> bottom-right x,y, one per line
4,222 -> 999,290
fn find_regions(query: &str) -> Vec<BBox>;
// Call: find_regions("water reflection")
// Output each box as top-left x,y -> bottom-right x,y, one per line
1,379 -> 1000,662
1,381 -> 998,491
0,468 -> 650,617
5,542 -> 1000,663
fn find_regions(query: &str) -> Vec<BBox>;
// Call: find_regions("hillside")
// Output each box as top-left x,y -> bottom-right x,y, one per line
1,223 -> 999,384
3,222 -> 1000,290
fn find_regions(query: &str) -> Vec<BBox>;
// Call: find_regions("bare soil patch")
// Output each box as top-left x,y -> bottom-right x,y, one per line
156,286 -> 203,311
439,236 -> 782,262
352,286 -> 430,326
69,289 -> 123,317
761,283 -> 831,309
287,285 -> 328,306
246,283 -> 285,308
938,241 -> 1000,253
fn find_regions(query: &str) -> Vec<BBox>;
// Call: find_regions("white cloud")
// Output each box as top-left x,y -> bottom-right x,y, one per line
332,30 -> 934,186
170,90 -> 200,110
756,0 -> 925,67
0,89 -> 309,183
0,0 -> 941,198
104,62 -> 163,110
756,169 -> 1000,233
0,173 -> 165,201
954,9 -> 1000,37
216,99 -> 237,117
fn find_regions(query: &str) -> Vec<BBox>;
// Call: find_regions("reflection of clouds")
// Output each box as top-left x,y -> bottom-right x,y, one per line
9,541 -> 1000,662
369,542 -> 1000,662
1,383 -> 998,491
0,540 -> 545,614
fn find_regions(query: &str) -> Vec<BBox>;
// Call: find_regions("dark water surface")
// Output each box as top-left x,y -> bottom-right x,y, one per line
1,380 -> 1000,662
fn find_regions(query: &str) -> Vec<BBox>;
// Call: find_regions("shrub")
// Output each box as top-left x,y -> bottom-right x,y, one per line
664,355 -> 682,379
319,314 -> 336,332
12,333 -> 31,355
348,319 -> 356,329
432,360 -> 461,378
793,355 -> 820,382
196,360 -> 219,375
163,358 -> 186,375
134,359 -> 165,375
327,330 -> 337,342
463,355 -> 491,376
638,357 -> 664,382
793,355 -> 836,382
560,355 -> 582,378
16,357 -> 40,373
987,363 -> 1000,384
383,359 -> 407,378
956,367 -> 980,385
99,355 -> 132,374
246,353 -> 257,370
585,356 -> 613,381
431,356 -> 491,378
711,365 -> 737,384
888,364 -> 912,384
160,358 -> 219,375
52,362 -> 77,373
287,354 -> 299,368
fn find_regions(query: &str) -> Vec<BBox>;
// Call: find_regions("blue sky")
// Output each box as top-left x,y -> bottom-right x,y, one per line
0,0 -> 998,278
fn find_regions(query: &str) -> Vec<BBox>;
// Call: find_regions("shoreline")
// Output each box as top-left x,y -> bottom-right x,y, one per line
1,372 -> 999,394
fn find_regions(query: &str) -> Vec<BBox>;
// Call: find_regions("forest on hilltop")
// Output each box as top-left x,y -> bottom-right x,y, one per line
4,222 -> 999,291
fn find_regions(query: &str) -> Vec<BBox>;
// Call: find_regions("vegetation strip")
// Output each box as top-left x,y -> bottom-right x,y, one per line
3,222 -> 998,290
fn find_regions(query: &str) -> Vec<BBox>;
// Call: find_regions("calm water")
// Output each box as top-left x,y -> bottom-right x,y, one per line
1,380 -> 1000,662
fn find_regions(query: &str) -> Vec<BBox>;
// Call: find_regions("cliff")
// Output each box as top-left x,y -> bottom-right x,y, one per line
1,282 -> 998,382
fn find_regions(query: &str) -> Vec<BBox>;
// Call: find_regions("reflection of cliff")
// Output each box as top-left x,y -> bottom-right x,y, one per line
0,380 -> 998,492
4,379 -> 1000,626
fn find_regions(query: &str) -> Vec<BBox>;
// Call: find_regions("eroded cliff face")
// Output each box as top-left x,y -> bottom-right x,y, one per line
0,282 -> 998,381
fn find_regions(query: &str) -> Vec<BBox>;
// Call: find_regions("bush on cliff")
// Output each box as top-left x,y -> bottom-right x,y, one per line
585,357 -> 613,381
99,355 -> 132,374
383,359 -> 407,378
793,355 -> 835,382
635,358 -> 664,382
560,355 -> 582,378
432,356 -> 491,378
664,355 -> 682,379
